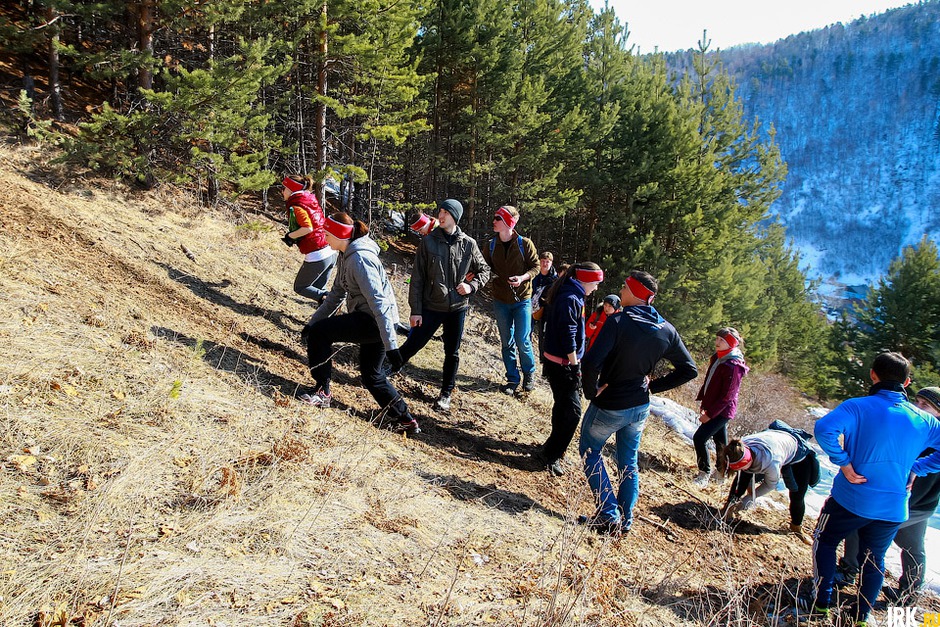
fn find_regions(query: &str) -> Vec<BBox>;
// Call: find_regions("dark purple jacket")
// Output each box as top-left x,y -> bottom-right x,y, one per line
696,352 -> 748,420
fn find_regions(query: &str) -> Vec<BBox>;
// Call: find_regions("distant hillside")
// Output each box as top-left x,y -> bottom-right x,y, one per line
668,1 -> 940,282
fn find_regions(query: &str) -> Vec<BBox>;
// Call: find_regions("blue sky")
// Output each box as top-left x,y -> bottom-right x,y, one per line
595,0 -> 914,53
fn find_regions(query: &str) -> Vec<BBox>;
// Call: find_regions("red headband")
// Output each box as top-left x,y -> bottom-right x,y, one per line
728,446 -> 752,471
495,206 -> 518,229
409,213 -> 437,234
574,268 -> 604,284
325,216 -> 354,240
625,276 -> 655,303
283,176 -> 305,193
720,332 -> 739,349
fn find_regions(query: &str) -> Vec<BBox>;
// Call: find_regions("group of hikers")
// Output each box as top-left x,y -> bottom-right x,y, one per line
279,177 -> 940,626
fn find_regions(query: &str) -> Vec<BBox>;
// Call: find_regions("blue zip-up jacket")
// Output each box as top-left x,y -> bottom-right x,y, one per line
815,388 -> 940,522
541,277 -> 585,361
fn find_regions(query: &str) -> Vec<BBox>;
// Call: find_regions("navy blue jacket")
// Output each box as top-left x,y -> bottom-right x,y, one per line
541,277 -> 585,361
582,305 -> 697,410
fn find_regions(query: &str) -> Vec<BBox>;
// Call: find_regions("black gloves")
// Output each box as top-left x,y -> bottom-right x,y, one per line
282,233 -> 297,247
563,362 -> 581,383
386,349 -> 405,373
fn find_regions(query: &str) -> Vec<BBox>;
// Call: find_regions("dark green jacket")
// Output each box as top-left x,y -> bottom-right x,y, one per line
409,227 -> 490,313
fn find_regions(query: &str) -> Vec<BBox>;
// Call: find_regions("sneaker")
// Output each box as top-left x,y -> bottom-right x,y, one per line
693,471 -> 711,487
500,383 -> 517,396
548,459 -> 565,476
577,514 -> 623,537
834,569 -> 857,588
522,374 -> 535,392
298,390 -> 332,407
434,394 -> 451,411
389,416 -> 421,436
712,473 -> 726,485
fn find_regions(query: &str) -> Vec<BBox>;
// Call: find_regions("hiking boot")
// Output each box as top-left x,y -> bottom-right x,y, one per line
548,459 -> 565,476
499,383 -> 517,396
298,390 -> 331,408
389,415 -> 421,436
522,374 -> 535,392
434,394 -> 451,411
693,471 -> 711,487
834,568 -> 857,588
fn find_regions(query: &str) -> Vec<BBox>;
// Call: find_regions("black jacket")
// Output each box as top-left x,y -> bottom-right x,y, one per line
582,305 -> 697,410
409,227 -> 490,313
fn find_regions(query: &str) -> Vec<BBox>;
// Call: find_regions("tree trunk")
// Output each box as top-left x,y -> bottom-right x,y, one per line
315,0 -> 328,207
137,0 -> 154,91
46,7 -> 63,120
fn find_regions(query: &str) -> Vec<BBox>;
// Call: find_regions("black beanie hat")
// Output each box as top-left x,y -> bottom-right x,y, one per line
603,294 -> 621,308
916,387 -> 940,415
438,199 -> 463,223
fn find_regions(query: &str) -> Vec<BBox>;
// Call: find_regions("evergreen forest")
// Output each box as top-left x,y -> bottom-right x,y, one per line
4,0 -> 940,399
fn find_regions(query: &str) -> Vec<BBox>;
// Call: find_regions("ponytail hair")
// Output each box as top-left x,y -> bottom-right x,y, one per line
717,439 -> 746,477
284,174 -> 315,191
329,212 -> 369,240
544,261 -> 600,306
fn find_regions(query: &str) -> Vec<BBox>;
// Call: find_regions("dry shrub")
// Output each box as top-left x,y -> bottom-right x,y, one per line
273,435 -> 310,463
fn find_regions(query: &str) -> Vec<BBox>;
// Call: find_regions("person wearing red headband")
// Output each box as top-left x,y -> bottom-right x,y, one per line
692,327 -> 748,487
408,212 -> 439,237
281,175 -> 336,308
395,199 -> 490,412
578,270 -> 697,536
533,262 -> 604,476
718,421 -> 819,544
481,205 -> 540,395
300,212 -> 419,435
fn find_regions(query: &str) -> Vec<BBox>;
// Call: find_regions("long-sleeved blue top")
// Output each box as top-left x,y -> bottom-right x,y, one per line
815,388 -> 940,522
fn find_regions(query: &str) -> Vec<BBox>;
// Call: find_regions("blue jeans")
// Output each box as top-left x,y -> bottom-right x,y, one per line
493,300 -> 535,386
813,497 -> 901,621
578,402 -> 649,528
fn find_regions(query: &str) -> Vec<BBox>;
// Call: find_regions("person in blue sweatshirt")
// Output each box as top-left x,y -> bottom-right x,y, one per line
578,270 -> 697,536
810,352 -> 940,625
535,261 -> 604,476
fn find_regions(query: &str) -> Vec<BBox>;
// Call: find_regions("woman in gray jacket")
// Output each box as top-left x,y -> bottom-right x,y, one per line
300,212 -> 419,435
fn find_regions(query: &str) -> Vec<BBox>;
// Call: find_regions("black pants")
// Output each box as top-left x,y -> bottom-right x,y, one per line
729,454 -> 814,525
306,311 -> 409,420
542,361 -> 582,462
399,308 -> 467,395
693,416 -> 730,472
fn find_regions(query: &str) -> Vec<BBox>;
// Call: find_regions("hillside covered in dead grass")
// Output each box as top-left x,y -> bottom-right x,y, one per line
0,139 -> 871,626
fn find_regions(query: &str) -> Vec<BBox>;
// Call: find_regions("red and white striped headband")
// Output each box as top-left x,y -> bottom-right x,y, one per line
574,268 -> 604,284
728,446 -> 752,471
325,216 -> 354,240
282,176 -> 305,193
410,213 -> 435,234
495,206 -> 518,229
625,276 -> 655,303
719,331 -> 739,349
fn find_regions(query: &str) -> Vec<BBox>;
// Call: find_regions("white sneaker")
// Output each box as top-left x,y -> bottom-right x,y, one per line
434,394 -> 451,411
693,471 -> 711,487
712,473 -> 726,485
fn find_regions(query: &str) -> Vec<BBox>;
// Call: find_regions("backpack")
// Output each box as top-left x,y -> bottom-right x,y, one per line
489,235 -> 526,258
769,420 -> 821,489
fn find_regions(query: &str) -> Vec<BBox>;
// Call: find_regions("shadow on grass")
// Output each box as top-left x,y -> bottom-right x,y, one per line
649,500 -> 778,536
156,261 -> 306,330
416,470 -> 560,519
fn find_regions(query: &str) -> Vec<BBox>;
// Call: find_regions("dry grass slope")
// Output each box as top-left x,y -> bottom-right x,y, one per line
0,140 -> 910,626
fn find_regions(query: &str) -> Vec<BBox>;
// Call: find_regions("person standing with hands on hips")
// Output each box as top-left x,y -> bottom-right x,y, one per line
395,199 -> 490,411
281,175 -> 336,311
482,206 -> 540,395
809,353 -> 940,625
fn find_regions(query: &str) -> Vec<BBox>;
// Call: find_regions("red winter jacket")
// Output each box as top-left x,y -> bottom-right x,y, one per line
585,307 -> 608,350
287,191 -> 328,254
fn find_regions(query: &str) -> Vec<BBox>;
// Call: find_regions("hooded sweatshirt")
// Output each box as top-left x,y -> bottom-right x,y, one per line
582,305 -> 697,410
309,236 -> 400,351
541,276 -> 586,361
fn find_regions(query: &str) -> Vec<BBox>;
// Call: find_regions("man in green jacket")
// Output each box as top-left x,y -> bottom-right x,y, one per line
397,199 -> 490,411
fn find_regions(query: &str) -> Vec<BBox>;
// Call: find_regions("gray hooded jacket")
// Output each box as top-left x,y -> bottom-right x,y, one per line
310,236 -> 400,351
